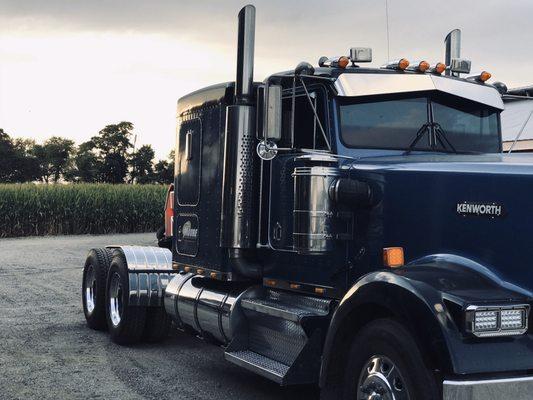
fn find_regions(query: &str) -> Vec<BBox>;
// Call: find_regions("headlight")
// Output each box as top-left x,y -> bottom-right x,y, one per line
465,305 -> 529,338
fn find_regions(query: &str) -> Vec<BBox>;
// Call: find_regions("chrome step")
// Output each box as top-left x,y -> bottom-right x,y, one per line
241,290 -> 331,322
224,350 -> 289,384
225,289 -> 334,385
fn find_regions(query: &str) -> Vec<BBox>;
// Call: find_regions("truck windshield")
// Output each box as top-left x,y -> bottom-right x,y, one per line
339,93 -> 501,153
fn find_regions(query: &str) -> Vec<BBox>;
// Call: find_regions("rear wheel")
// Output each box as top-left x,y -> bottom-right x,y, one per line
82,248 -> 112,330
342,319 -> 439,400
106,251 -> 146,345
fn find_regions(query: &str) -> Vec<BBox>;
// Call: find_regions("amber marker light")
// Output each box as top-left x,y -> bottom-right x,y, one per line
418,60 -> 430,72
398,58 -> 410,70
434,62 -> 446,74
338,56 -> 350,69
315,287 -> 326,295
383,247 -> 405,268
479,71 -> 492,82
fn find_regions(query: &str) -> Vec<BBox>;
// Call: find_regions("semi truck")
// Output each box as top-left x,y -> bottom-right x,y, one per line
82,5 -> 533,400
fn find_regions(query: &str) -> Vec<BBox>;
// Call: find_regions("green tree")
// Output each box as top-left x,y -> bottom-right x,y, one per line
0,130 -> 40,183
153,150 -> 175,184
12,138 -> 40,182
64,140 -> 102,183
92,121 -> 134,183
0,129 -> 18,182
33,136 -> 75,183
130,144 -> 155,184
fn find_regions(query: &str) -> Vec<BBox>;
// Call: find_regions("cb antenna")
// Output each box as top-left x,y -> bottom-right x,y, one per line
385,0 -> 391,60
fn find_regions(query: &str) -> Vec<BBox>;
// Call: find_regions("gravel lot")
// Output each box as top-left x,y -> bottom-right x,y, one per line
0,233 -> 318,400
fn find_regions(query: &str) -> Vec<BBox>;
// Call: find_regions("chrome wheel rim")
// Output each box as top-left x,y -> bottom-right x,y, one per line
84,264 -> 97,314
357,355 -> 410,400
109,272 -> 123,327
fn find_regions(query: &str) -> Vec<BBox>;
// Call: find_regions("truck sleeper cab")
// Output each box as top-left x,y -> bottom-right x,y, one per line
82,5 -> 533,400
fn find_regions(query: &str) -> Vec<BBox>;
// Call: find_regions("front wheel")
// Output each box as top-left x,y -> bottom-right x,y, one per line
342,319 -> 439,400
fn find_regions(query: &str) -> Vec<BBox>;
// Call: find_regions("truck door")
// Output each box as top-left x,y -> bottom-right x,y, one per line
175,117 -> 202,256
267,86 -> 330,251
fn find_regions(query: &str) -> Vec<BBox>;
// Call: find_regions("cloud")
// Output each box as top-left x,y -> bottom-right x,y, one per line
1,0 -> 533,158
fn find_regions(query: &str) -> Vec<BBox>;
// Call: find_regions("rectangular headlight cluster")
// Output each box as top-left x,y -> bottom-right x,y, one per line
465,305 -> 529,338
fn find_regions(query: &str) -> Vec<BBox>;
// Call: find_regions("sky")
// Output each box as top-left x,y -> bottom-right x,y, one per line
1,0 -> 533,159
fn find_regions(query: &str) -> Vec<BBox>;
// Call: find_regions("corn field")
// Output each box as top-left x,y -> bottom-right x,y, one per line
0,184 -> 167,237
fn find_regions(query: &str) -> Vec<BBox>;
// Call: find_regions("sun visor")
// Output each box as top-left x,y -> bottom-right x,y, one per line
334,73 -> 504,110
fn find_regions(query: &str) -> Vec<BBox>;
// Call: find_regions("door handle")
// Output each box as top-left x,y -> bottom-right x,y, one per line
185,131 -> 193,161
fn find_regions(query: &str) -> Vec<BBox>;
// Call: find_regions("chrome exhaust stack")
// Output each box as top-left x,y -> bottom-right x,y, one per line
444,29 -> 471,76
235,5 -> 256,104
445,29 -> 461,76
220,5 -> 259,269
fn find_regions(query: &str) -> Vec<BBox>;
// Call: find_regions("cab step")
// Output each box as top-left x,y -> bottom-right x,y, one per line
225,350 -> 290,383
224,289 -> 334,386
240,294 -> 329,323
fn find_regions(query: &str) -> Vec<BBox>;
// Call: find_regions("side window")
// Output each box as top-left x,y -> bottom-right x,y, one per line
281,88 -> 329,150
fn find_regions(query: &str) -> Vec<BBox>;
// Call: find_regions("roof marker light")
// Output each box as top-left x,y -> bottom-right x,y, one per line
338,56 -> 350,69
479,71 -> 492,82
318,55 -> 350,69
383,58 -> 410,71
407,60 -> 430,72
431,62 -> 446,75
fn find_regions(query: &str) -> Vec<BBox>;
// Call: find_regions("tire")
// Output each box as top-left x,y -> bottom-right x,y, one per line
106,250 -> 146,345
341,318 -> 439,400
142,308 -> 171,343
82,248 -> 113,330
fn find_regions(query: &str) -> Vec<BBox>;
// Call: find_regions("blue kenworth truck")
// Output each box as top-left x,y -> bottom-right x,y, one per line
82,5 -> 533,400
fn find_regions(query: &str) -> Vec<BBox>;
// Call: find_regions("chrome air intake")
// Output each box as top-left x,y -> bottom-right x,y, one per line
164,273 -> 254,344
292,156 -> 345,255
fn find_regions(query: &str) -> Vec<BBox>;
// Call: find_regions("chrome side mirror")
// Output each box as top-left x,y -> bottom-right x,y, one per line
256,139 -> 278,160
263,85 -> 282,141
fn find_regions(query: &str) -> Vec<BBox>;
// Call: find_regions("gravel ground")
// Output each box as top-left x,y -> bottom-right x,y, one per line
0,233 -> 319,400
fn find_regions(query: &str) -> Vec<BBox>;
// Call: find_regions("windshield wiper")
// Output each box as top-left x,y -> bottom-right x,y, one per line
433,122 -> 457,154
404,122 -> 457,155
404,122 -> 430,155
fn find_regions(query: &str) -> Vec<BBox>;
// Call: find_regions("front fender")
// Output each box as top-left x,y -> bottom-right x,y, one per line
320,254 -> 533,388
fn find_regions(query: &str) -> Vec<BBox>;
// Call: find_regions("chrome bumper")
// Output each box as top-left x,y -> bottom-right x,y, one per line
443,376 -> 533,400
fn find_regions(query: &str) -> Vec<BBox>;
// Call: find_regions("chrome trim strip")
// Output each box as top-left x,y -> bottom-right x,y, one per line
443,376 -> 533,400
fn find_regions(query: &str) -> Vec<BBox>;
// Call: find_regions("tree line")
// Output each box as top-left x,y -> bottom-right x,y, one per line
0,122 -> 174,184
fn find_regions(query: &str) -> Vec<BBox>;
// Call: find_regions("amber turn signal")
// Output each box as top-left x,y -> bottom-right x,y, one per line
383,247 -> 405,268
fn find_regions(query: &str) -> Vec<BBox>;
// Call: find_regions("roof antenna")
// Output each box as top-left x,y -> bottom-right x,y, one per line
385,0 -> 390,61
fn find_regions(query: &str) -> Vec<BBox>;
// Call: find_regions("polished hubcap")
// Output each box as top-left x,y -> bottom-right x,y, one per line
109,272 -> 123,327
85,264 -> 97,314
357,356 -> 410,400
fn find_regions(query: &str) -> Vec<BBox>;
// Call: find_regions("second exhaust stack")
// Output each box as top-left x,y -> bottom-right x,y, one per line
445,29 -> 461,76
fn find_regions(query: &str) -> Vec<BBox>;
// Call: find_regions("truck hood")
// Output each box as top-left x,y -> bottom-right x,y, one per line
349,152 -> 533,298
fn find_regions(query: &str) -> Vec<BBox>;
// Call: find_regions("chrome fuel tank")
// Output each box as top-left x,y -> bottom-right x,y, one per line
164,273 -> 254,343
